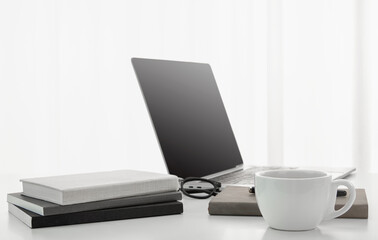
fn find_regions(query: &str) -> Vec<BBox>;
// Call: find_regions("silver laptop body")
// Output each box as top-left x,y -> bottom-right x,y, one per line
132,58 -> 355,186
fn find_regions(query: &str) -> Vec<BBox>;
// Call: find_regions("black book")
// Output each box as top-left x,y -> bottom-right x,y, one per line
8,191 -> 182,216
9,201 -> 183,228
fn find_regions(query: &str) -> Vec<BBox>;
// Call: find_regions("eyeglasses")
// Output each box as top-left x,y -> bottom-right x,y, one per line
180,177 -> 221,199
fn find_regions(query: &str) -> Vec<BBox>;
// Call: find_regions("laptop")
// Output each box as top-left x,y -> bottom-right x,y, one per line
131,58 -> 355,185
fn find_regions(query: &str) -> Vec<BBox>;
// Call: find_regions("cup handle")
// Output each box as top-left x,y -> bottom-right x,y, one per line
323,179 -> 356,221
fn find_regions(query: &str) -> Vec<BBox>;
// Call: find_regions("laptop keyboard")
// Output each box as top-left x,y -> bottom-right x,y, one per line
210,166 -> 289,185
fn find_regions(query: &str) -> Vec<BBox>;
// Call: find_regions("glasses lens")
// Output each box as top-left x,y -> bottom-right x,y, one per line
182,180 -> 215,198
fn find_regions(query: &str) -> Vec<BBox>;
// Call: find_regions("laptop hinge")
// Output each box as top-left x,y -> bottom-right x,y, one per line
203,164 -> 244,179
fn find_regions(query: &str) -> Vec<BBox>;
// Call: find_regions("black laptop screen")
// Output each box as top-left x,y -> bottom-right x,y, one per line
132,58 -> 243,178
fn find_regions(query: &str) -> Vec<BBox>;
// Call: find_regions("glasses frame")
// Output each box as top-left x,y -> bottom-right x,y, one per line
180,177 -> 221,199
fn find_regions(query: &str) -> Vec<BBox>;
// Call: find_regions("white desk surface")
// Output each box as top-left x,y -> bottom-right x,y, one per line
1,172 -> 377,240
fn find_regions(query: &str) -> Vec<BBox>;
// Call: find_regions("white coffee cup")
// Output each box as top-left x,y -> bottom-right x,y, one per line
255,169 -> 356,231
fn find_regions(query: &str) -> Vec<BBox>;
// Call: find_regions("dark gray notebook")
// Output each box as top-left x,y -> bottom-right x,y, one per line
8,191 -> 182,216
9,201 -> 183,228
208,186 -> 368,219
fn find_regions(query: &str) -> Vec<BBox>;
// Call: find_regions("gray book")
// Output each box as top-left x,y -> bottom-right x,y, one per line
208,186 -> 368,219
8,191 -> 182,216
21,169 -> 179,205
8,201 -> 183,228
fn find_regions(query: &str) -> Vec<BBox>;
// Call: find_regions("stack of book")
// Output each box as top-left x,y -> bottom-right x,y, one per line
8,170 -> 183,228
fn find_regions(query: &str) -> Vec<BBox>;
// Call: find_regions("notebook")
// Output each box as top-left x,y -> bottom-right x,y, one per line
8,191 -> 182,216
21,170 -> 179,205
208,186 -> 368,219
9,201 -> 183,228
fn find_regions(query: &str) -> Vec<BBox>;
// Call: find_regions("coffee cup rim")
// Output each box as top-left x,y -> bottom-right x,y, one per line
255,169 -> 331,180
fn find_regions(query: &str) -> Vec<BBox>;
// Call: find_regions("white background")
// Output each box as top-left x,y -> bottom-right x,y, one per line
1,0 -> 377,179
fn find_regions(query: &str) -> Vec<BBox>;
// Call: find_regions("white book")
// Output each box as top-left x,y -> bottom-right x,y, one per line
21,170 -> 179,205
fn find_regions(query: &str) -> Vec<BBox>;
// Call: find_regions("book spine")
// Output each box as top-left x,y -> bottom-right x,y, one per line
31,202 -> 183,228
44,192 -> 182,216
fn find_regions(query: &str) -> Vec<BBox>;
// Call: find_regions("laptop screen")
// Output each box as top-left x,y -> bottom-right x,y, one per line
132,58 -> 243,178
